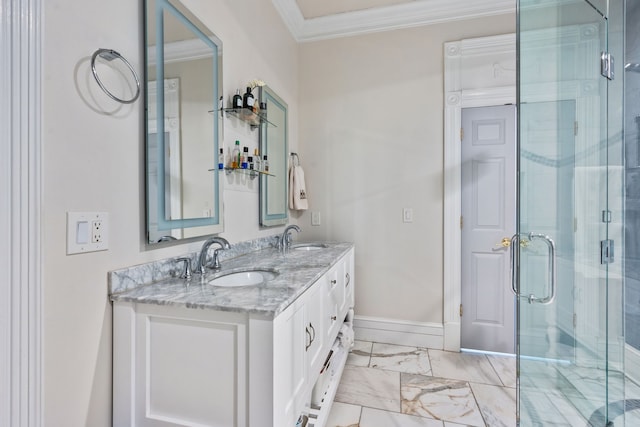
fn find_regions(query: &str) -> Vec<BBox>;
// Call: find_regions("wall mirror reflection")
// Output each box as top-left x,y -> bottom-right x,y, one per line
259,86 -> 288,227
145,0 -> 223,244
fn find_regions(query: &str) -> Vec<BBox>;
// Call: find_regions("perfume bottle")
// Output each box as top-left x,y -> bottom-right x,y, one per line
232,89 -> 242,109
242,87 -> 255,109
231,140 -> 240,169
241,147 -> 249,169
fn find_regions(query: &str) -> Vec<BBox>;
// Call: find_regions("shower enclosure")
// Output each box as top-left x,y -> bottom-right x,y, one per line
517,0 -> 626,425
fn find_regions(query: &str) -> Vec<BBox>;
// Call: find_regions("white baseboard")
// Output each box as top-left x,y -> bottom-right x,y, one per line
353,316 -> 443,349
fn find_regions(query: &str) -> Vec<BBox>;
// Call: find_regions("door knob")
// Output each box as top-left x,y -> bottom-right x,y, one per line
496,237 -> 529,248
496,237 -> 511,248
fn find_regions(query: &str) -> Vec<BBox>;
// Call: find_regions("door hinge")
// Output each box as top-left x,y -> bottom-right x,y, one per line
602,210 -> 612,223
601,52 -> 615,80
459,304 -> 463,317
574,121 -> 578,136
573,313 -> 577,328
460,128 -> 464,141
601,239 -> 615,264
574,217 -> 578,232
460,216 -> 464,229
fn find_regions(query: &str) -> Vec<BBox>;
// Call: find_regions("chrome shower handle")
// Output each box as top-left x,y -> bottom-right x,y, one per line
508,233 -> 556,305
509,234 -> 519,296
526,233 -> 556,305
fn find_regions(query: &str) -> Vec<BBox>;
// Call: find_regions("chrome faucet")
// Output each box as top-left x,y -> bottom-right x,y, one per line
279,225 -> 301,251
196,237 -> 231,274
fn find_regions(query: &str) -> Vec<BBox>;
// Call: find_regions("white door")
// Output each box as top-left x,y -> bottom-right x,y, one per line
461,105 -> 516,354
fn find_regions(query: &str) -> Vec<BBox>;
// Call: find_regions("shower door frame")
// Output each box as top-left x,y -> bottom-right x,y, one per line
516,0 -> 626,425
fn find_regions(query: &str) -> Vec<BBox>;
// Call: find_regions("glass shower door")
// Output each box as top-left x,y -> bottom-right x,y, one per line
517,0 -> 625,425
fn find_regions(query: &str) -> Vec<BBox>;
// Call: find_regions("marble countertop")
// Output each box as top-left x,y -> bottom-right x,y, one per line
109,242 -> 353,318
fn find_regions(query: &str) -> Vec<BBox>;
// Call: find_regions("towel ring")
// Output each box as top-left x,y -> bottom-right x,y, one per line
91,48 -> 141,104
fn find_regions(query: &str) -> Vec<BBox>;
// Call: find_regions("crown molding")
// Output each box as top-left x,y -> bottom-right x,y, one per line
272,0 -> 515,42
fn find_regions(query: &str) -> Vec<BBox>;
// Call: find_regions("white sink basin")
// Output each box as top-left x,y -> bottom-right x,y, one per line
291,243 -> 329,251
209,269 -> 278,287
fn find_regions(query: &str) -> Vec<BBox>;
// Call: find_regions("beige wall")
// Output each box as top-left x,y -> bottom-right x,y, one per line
42,0 -> 297,424
298,15 -> 515,324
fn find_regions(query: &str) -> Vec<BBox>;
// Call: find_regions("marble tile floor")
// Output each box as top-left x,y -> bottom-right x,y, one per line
325,341 -> 640,427
326,342 -> 516,427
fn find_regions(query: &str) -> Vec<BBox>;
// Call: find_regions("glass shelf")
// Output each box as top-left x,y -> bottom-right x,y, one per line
222,107 -> 275,129
208,167 -> 275,180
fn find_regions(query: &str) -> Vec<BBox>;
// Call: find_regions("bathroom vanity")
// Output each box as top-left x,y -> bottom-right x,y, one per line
110,243 -> 354,427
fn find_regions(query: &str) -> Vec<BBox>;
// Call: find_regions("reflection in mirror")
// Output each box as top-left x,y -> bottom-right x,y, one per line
259,86 -> 288,227
145,0 -> 223,244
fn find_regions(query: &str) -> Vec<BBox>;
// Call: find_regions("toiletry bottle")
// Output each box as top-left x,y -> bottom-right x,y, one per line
248,156 -> 254,170
231,140 -> 240,169
263,155 -> 269,172
242,87 -> 254,109
232,89 -> 242,109
218,148 -> 224,169
254,148 -> 261,171
241,147 -> 249,169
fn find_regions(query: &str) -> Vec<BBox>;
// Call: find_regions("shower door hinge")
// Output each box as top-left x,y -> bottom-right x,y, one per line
601,239 -> 615,264
573,313 -> 577,328
460,304 -> 463,317
601,52 -> 615,80
602,210 -> 612,223
460,216 -> 464,229
460,128 -> 464,141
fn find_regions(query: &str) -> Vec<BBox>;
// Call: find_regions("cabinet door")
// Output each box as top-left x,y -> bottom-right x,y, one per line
326,263 -> 343,344
305,281 -> 326,380
273,299 -> 307,427
341,249 -> 355,318
129,305 -> 247,427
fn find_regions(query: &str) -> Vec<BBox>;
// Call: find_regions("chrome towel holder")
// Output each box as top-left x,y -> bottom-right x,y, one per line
90,48 -> 140,104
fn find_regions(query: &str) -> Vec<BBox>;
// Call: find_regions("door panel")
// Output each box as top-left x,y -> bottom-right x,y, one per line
461,105 -> 516,354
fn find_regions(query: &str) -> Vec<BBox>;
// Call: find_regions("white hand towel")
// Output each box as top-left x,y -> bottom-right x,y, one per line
289,164 -> 309,210
338,324 -> 355,350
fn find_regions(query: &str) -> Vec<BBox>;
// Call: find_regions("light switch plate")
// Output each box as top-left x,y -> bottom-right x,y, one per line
311,211 -> 321,226
67,212 -> 109,254
403,208 -> 413,223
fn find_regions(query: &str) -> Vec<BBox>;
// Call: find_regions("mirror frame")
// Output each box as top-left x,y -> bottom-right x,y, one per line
144,0 -> 223,244
259,86 -> 289,227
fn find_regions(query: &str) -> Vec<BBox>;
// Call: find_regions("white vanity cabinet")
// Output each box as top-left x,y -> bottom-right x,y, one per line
112,247 -> 355,427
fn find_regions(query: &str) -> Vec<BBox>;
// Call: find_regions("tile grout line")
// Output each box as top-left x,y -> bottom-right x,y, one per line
486,354 -> 508,388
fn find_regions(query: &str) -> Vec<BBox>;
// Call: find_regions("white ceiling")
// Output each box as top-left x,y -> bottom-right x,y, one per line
272,0 -> 515,42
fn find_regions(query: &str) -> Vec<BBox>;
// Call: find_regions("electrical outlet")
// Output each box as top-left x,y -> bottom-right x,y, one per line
91,220 -> 103,243
67,212 -> 109,254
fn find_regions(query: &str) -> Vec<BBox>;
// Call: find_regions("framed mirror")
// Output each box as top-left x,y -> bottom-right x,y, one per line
259,86 -> 288,227
145,0 -> 223,244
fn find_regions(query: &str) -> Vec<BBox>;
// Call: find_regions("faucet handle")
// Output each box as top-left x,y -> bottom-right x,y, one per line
211,248 -> 226,270
176,257 -> 192,279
